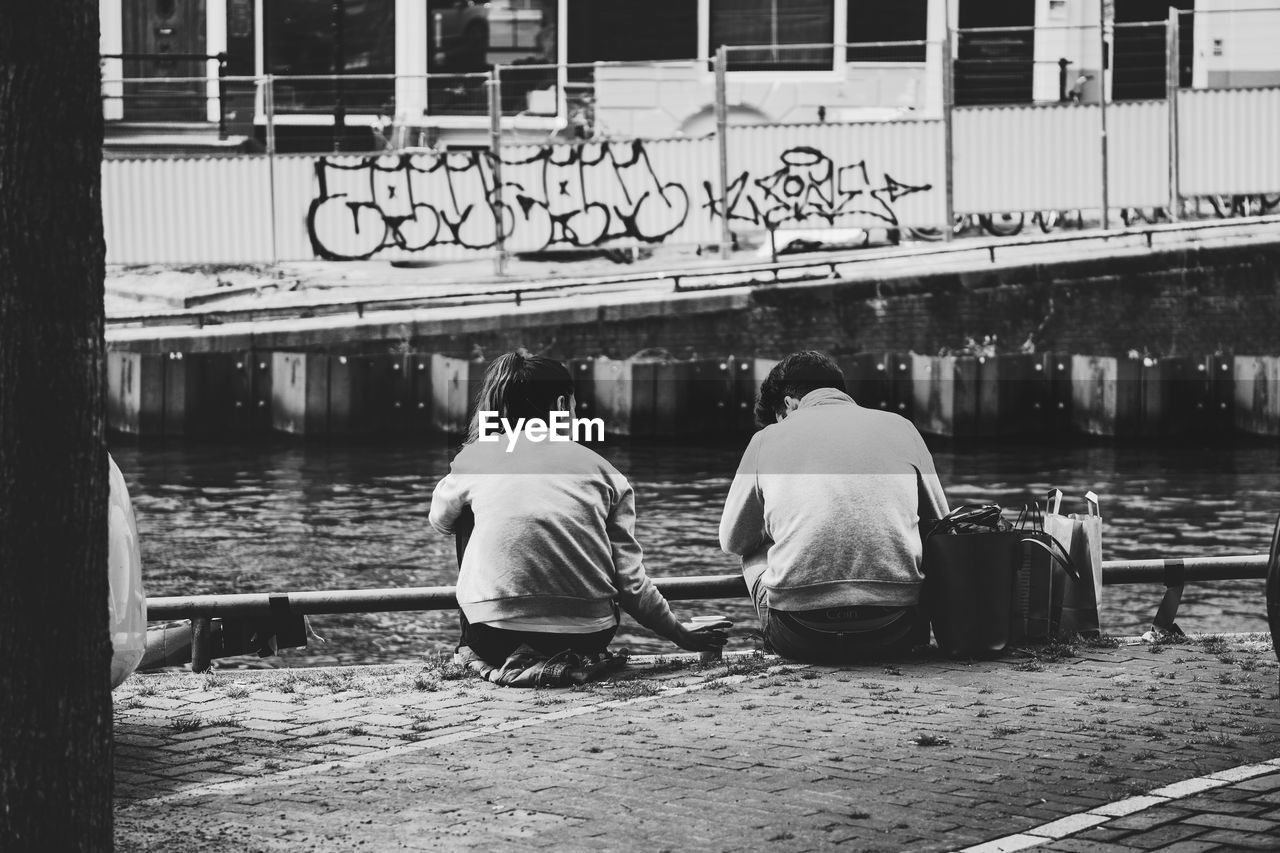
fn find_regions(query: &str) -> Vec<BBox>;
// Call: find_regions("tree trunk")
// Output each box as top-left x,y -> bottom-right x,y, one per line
0,4 -> 111,851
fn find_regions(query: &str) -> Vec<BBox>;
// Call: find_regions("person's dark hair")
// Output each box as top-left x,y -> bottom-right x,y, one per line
754,350 -> 846,427
466,352 -> 574,443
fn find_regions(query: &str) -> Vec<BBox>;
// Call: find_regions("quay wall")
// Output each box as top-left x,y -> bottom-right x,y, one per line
109,240 -> 1280,361
105,239 -> 1280,440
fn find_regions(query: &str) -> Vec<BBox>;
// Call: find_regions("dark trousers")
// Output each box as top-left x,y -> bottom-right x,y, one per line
746,564 -> 927,663
459,614 -> 617,668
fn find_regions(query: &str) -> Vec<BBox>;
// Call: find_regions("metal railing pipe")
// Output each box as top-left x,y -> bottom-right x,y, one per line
1100,554 -> 1266,584
145,556 -> 1266,622
148,585 -> 461,620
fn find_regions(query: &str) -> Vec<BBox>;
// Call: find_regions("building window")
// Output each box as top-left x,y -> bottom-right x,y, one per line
264,0 -> 395,114
568,0 -> 698,64
423,0 -> 560,116
847,0 -> 927,63
709,0 -> 834,71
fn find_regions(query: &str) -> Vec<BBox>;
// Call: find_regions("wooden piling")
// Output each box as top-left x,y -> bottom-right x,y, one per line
653,360 -> 693,437
590,357 -> 634,436
568,358 -> 598,425
240,352 -> 274,435
1234,355 -> 1280,436
727,356 -> 761,429
174,352 -> 253,437
1071,355 -> 1143,437
684,358 -> 739,435
326,354 -> 360,435
1139,357 -> 1198,436
1201,355 -> 1234,432
628,359 -> 659,438
1043,354 -> 1073,433
325,354 -> 415,436
888,353 -> 914,421
107,351 -> 166,436
976,353 -> 1043,436
271,352 -> 330,436
911,354 -> 979,438
430,354 -> 483,435
105,351 -> 197,437
409,355 -> 434,433
840,353 -> 895,413
160,352 -> 188,435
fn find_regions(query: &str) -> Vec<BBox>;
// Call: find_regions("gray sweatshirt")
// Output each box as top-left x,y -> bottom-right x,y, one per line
719,388 -> 949,610
429,438 -> 684,640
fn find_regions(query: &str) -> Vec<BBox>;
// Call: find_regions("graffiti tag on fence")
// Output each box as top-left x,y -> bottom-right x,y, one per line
307,142 -> 930,259
306,140 -> 689,260
703,146 -> 931,229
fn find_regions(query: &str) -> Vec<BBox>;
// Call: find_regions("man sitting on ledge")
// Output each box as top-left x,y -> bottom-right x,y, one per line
719,351 -> 950,662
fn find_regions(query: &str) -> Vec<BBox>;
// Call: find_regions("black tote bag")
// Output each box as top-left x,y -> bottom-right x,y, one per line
924,504 -> 1075,659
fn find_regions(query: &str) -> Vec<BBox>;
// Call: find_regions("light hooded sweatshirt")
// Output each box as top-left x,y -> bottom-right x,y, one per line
719,388 -> 949,611
429,437 -> 685,640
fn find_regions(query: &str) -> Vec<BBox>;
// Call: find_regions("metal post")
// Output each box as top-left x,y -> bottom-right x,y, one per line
1099,6 -> 1110,230
488,68 -> 507,277
265,74 -> 279,263
190,617 -> 213,672
1166,8 -> 1181,221
263,74 -> 277,156
216,52 -> 228,140
941,25 -> 956,243
1058,57 -> 1070,102
332,0 -> 347,152
714,46 -> 731,260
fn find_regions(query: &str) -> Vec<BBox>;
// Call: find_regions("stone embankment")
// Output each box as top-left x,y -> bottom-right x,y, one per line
104,225 -> 1280,441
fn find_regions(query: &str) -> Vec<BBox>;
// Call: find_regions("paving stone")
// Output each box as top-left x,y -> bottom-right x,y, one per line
960,834 -> 1045,852
235,717 -> 297,733
1192,829 -> 1279,850
114,638 -> 1280,851
1205,763 -> 1278,783
1027,813 -> 1111,838
1089,796 -> 1172,818
1179,813 -> 1278,833
159,735 -> 236,753
1148,778 -> 1230,799
1144,840 -> 1221,853
1105,809 -> 1196,833
1227,772 -> 1280,792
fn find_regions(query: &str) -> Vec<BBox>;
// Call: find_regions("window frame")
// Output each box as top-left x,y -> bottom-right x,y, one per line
845,0 -> 930,66
704,0 -> 848,78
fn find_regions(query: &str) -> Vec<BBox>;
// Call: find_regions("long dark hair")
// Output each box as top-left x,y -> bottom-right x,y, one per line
466,352 -> 575,444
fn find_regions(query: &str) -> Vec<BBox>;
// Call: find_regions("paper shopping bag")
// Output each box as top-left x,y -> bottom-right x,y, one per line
1044,490 -> 1104,639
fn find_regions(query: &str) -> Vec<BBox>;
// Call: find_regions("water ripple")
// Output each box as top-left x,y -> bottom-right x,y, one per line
110,438 -> 1280,666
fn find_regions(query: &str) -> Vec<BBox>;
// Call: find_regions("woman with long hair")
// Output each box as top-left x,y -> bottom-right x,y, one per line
430,352 -> 727,667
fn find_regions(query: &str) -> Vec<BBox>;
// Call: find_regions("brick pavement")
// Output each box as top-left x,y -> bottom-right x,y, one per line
114,635 -> 1280,852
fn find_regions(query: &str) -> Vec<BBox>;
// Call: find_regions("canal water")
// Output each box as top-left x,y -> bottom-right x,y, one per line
109,438 -> 1280,668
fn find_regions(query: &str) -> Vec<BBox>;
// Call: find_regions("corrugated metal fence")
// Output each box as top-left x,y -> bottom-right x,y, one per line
102,86 -> 1280,265
722,121 -> 947,230
1179,87 -> 1280,197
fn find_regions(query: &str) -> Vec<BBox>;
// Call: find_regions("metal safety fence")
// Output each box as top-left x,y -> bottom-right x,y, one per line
100,12 -> 1280,266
